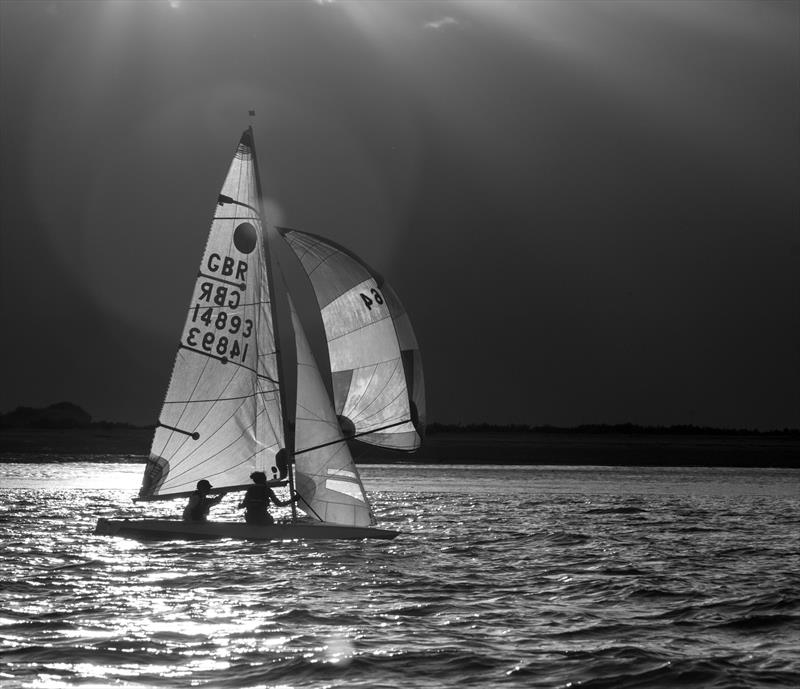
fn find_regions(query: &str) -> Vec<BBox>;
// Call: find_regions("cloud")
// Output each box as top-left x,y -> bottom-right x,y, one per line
425,16 -> 459,31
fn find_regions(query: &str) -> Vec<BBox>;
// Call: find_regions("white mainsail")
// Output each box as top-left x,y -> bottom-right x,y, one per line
139,131 -> 284,499
281,229 -> 425,451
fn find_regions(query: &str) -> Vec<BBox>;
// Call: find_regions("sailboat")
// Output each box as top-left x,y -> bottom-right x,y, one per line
95,125 -> 424,541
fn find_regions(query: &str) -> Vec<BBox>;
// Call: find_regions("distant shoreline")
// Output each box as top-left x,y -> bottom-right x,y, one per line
1,428 -> 798,468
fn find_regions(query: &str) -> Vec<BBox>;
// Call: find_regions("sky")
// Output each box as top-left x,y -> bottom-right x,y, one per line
1,0 -> 798,429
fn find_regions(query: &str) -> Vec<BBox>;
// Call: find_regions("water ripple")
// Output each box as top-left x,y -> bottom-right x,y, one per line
1,463 -> 799,687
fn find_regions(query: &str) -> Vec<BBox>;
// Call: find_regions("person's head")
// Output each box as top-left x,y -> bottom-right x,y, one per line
197,479 -> 212,493
250,471 -> 267,485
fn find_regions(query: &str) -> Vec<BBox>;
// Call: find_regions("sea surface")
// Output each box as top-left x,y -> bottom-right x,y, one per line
1,461 -> 799,688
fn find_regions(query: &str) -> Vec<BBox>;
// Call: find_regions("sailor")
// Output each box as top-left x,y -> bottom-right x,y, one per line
238,471 -> 296,525
182,479 -> 223,522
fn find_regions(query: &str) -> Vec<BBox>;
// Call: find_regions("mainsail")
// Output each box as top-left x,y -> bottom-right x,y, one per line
281,229 -> 425,451
140,131 -> 284,499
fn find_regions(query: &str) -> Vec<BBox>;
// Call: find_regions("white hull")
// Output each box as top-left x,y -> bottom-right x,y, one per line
94,517 -> 399,541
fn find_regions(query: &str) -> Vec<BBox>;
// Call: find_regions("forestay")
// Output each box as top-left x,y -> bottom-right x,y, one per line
139,132 -> 284,499
281,229 -> 425,451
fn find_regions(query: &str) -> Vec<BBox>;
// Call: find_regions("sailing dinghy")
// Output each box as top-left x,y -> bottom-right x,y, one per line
95,125 -> 424,541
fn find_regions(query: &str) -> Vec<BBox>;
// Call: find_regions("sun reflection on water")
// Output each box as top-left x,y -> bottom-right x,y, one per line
321,633 -> 356,665
3,463 -> 799,687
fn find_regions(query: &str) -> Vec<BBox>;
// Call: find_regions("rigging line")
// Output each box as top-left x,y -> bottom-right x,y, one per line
293,419 -> 411,457
196,271 -> 246,290
213,215 -> 259,221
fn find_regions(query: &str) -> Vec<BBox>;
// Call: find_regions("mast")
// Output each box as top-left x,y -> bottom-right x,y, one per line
248,124 -> 299,520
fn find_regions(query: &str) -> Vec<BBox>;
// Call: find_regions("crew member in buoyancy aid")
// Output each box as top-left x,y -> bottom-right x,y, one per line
238,471 -> 297,525
182,479 -> 223,522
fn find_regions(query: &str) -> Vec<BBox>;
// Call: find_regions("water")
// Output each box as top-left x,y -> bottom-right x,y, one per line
1,462 -> 799,688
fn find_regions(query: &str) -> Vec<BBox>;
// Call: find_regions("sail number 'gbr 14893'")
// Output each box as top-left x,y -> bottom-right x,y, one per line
186,252 -> 252,362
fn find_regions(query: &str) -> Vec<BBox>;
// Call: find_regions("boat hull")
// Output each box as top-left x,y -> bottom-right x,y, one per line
94,518 -> 399,541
